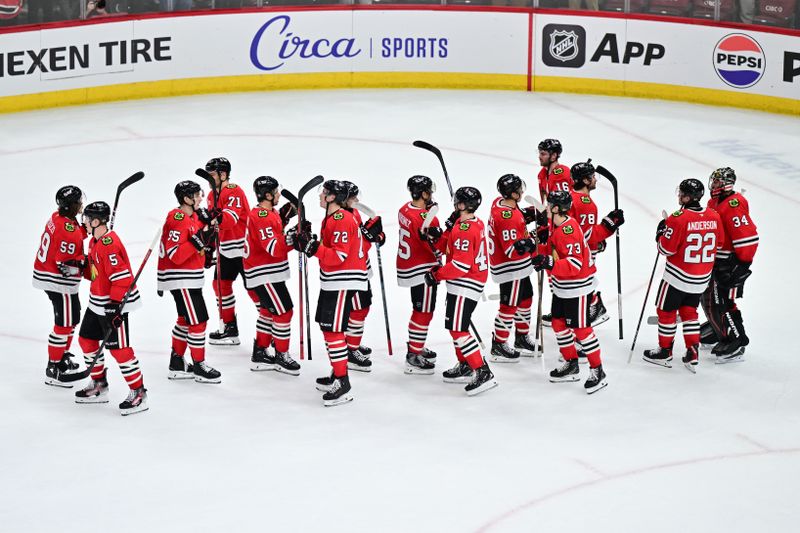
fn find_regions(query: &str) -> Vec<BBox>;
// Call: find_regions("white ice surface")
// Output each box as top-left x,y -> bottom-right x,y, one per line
0,90 -> 798,532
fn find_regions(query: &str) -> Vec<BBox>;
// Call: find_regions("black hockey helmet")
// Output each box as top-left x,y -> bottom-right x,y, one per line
343,181 -> 360,200
83,201 -> 111,224
678,178 -> 705,202
571,159 -> 595,187
321,179 -> 350,205
253,176 -> 280,202
174,180 -> 202,205
454,186 -> 482,213
547,190 -> 572,213
538,138 -> 563,155
205,157 -> 231,175
56,185 -> 84,217
497,174 -> 525,199
709,167 -> 736,197
407,175 -> 435,200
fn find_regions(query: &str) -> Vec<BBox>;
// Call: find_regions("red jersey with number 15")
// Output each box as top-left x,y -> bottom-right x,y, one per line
396,202 -> 440,287
658,207 -> 723,294
243,206 -> 291,289
32,212 -> 87,294
435,216 -> 488,301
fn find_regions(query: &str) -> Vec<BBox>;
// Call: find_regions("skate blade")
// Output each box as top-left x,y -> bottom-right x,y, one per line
643,357 -> 673,368
274,366 -> 301,377
315,384 -> 333,392
700,343 -> 716,351
45,378 -> 74,389
75,394 -> 109,404
422,356 -> 437,363
167,371 -> 195,380
194,376 -> 222,384
585,379 -> 608,394
323,394 -> 354,407
715,353 -> 745,364
466,379 -> 498,396
347,363 -> 372,373
489,354 -> 520,364
684,362 -> 698,374
519,351 -> 543,358
549,374 -> 581,383
120,404 -> 149,416
404,364 -> 435,375
208,337 -> 240,346
590,314 -> 610,326
443,375 -> 473,384
250,363 -> 276,372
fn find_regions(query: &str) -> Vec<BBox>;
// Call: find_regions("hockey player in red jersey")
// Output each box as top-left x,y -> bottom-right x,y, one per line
701,167 -> 758,362
294,180 -> 369,406
342,182 -> 385,372
487,174 -> 540,363
424,187 -> 498,396
74,201 -> 147,415
535,191 -> 608,394
644,179 -> 723,372
537,139 -> 572,199
205,157 -> 251,345
244,176 -> 301,375
398,176 -> 441,374
158,180 -> 222,384
33,185 -> 87,386
568,160 -> 625,326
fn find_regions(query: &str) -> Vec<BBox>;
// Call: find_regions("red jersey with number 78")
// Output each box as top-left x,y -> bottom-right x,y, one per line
434,216 -> 488,301
657,207 -> 723,294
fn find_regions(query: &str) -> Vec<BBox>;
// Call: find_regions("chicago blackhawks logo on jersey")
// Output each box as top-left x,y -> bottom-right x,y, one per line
563,224 -> 574,235
420,212 -> 428,220
672,210 -> 683,217
459,222 -> 470,231
174,212 -> 185,221
258,210 -> 269,217
226,184 -> 237,189
581,196 -> 591,204
729,198 -> 740,207
333,212 -> 344,221
64,222 -> 75,232
501,210 -> 512,219
553,168 -> 563,175
102,236 -> 113,245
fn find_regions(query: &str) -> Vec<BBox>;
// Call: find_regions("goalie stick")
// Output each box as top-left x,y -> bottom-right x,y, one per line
109,171 -> 145,230
595,165 -> 624,340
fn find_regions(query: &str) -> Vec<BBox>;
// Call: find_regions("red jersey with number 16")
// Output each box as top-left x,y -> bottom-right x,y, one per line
658,207 -> 723,294
396,202 -> 440,287
32,212 -> 87,294
538,164 -> 572,198
435,216 -> 488,301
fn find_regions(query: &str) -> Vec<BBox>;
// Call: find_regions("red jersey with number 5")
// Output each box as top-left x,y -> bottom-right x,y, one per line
538,164 -> 572,198
488,197 -> 533,283
396,202 -> 441,287
314,208 -> 368,291
435,216 -> 488,301
658,207 -> 723,294
243,206 -> 291,289
32,212 -> 87,294
208,183 -> 250,259
157,209 -> 206,291
707,193 -> 758,264
548,217 -> 596,298
88,231 -> 142,314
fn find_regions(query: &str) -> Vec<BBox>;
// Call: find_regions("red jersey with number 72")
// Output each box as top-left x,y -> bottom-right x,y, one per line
658,207 -> 723,294
434,216 -> 488,301
396,202 -> 440,287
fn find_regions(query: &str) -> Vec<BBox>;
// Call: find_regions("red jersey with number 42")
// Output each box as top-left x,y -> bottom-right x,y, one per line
538,164 -> 572,198
32,212 -> 87,294
87,231 -> 142,314
208,183 -> 250,259
435,216 -> 488,301
706,193 -> 758,264
243,206 -> 291,289
396,202 -> 440,287
314,208 -> 368,291
488,198 -> 533,283
157,209 -> 206,291
548,217 -> 596,298
658,207 -> 723,294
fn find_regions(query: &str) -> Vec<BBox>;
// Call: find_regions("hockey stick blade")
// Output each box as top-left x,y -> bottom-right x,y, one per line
353,202 -> 376,219
595,165 -> 618,185
109,171 -> 145,229
413,140 -> 454,198
421,204 -> 439,231
281,189 -> 299,207
299,175 -> 325,200
523,194 -> 546,213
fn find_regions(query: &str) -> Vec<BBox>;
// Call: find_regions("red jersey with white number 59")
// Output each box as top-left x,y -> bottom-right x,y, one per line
396,202 -> 440,287
32,212 -> 87,294
435,216 -> 488,301
658,207 -> 723,294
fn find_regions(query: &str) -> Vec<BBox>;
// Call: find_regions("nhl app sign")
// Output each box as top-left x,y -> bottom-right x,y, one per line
542,24 -> 586,68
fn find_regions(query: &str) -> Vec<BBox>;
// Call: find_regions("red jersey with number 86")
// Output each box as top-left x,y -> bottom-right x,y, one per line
658,207 -> 723,294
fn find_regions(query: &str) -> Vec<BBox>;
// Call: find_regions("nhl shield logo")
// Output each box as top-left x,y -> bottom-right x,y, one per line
542,24 -> 586,68
550,30 -> 579,63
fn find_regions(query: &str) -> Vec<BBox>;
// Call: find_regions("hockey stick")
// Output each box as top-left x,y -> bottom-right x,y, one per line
195,168 -> 225,335
109,171 -> 145,230
60,227 -> 162,382
414,140 -> 486,347
523,194 -> 546,214
281,189 -> 306,360
535,271 -> 546,371
595,165 -> 623,340
628,210 -> 667,364
353,202 -> 393,356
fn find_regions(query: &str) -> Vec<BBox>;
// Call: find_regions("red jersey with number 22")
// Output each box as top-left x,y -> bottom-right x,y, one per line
658,207 -> 723,294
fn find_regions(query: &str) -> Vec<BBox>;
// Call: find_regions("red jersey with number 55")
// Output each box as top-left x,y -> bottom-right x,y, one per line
435,216 -> 488,301
658,207 -> 723,294
396,202 -> 440,287
87,231 -> 142,314
32,212 -> 87,294
157,209 -> 205,291
548,217 -> 596,298
243,206 -> 291,289
707,193 -> 758,264
488,197 -> 533,283
538,164 -> 572,198
208,183 -> 250,259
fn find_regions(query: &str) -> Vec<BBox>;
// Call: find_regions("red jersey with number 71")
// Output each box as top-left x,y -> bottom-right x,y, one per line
207,183 -> 250,259
434,216 -> 488,301
396,202 -> 441,287
658,207 -> 723,294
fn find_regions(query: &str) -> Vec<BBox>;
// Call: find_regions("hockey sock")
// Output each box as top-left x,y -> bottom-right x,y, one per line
345,307 -> 369,351
407,310 -> 433,354
514,299 -> 532,335
323,331 -> 348,377
172,317 -> 189,356
65,327 -> 75,351
213,279 -> 236,323
575,327 -> 602,367
272,310 -> 293,353
78,337 -> 105,380
256,309 -> 274,349
187,322 -> 207,362
552,318 -> 578,361
493,304 -> 515,344
48,325 -> 72,362
679,306 -> 700,348
657,308 -> 678,349
247,289 -> 261,311
450,330 -> 483,370
111,347 -> 143,389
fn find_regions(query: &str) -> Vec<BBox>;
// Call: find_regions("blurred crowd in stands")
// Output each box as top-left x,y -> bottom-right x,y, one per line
0,0 -> 796,28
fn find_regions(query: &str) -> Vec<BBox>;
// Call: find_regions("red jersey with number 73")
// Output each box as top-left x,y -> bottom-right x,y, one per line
548,216 -> 596,298
658,207 -> 723,294
435,216 -> 488,301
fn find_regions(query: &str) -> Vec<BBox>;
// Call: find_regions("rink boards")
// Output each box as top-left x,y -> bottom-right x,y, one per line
0,7 -> 798,114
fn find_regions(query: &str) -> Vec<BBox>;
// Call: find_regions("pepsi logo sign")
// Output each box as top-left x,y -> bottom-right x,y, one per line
713,34 -> 765,89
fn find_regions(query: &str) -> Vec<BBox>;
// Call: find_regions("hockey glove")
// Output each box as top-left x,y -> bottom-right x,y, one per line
716,259 -> 752,289
513,238 -> 537,255
423,266 -> 440,287
197,208 -> 222,226
655,219 -> 667,242
286,221 -> 312,247
596,240 -> 607,253
294,231 -> 320,257
190,230 -> 208,251
57,257 -> 87,277
522,206 -> 539,225
601,209 -> 625,232
362,216 -> 384,243
279,202 -> 297,226
422,226 -> 443,245
531,254 -> 554,271
104,302 -> 124,330
535,226 -> 549,246
535,209 -> 549,228
444,210 -> 460,231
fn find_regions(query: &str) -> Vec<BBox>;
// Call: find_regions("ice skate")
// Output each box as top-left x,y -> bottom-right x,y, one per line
250,342 -> 276,372
168,350 -> 194,380
193,361 -> 222,384
442,361 -> 473,384
464,362 -> 498,396
683,345 -> 699,373
119,387 -> 148,416
405,350 -> 435,375
584,365 -> 608,394
75,373 -> 109,404
347,348 -> 372,373
322,375 -> 353,407
208,319 -> 240,346
549,358 -> 580,382
490,339 -> 519,364
274,351 -> 301,376
514,334 -> 542,357
643,347 -> 673,368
